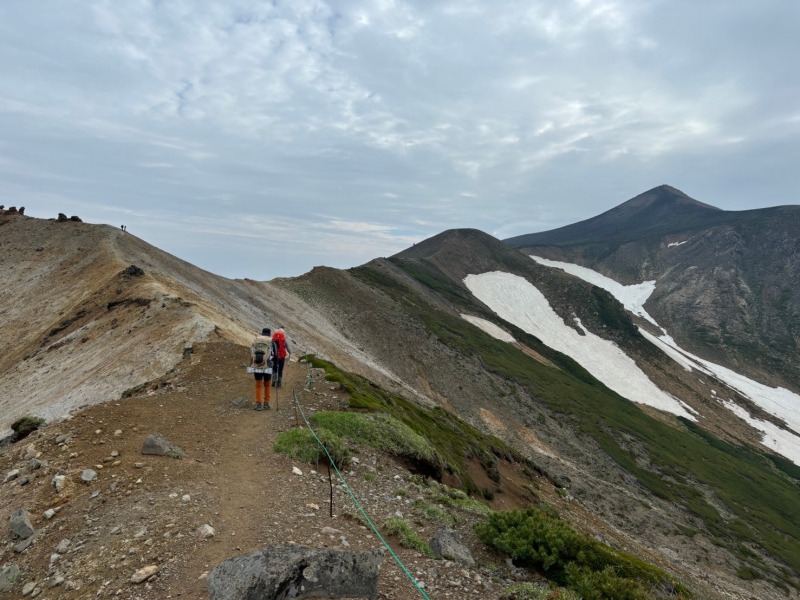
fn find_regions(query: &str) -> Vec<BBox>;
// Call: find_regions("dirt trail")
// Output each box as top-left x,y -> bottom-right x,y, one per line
0,340 -> 512,599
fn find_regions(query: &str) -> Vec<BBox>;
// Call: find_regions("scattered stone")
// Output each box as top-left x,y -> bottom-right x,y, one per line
207,545 -> 385,600
131,565 -> 159,584
182,494 -> 191,503
18,475 -> 30,486
10,508 -> 35,539
49,574 -> 65,587
429,528 -> 474,566
321,526 -> 342,536
141,433 -> 184,457
52,474 -> 66,493
197,524 -> 216,539
114,429 -> 123,436
231,396 -> 249,409
4,469 -> 20,483
0,564 -> 21,593
80,469 -> 98,483
134,462 -> 145,469
13,537 -> 35,553
56,539 -> 71,554
57,213 -> 68,222
22,581 -> 37,596
43,509 -> 56,520
292,466 -> 303,476
28,458 -> 42,471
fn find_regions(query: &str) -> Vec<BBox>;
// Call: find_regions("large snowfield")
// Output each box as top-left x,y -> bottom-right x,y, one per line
523,256 -> 800,466
463,271 -> 697,420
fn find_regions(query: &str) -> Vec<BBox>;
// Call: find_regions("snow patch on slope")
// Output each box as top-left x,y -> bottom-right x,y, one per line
531,256 -> 658,326
464,271 -> 696,420
461,314 -> 516,342
531,255 -> 800,466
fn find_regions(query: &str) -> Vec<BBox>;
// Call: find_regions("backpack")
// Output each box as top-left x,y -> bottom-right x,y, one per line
252,341 -> 274,368
272,330 -> 287,360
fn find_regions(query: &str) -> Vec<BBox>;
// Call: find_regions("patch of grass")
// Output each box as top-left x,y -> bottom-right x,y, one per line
382,517 -> 434,557
477,507 -> 690,599
500,582 -> 582,600
309,411 -> 436,464
412,498 -> 458,526
303,355 -> 522,494
273,427 -> 351,466
11,415 -> 45,440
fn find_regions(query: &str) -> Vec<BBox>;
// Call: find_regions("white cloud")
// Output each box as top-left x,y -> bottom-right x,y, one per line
0,0 -> 797,278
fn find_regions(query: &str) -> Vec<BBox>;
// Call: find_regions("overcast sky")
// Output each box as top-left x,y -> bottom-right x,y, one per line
1,1 -> 798,279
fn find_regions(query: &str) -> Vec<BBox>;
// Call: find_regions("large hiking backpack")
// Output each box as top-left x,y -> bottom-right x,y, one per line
252,341 -> 273,368
272,330 -> 287,360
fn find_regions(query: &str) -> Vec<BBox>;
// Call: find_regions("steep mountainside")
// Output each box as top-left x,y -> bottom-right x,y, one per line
2,213 -> 799,599
506,185 -> 800,391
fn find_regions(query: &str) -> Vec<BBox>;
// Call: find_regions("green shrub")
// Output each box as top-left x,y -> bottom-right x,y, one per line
382,517 -> 434,556
11,415 -> 45,440
476,508 -> 689,599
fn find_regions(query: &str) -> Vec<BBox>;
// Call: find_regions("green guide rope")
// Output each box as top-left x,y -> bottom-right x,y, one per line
292,379 -> 432,600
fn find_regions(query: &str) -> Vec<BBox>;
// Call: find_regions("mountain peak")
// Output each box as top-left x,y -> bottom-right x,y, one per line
506,186 -> 723,247
621,185 -> 721,212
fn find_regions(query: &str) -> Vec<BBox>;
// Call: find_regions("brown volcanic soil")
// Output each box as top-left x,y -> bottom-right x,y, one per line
0,341 -> 546,599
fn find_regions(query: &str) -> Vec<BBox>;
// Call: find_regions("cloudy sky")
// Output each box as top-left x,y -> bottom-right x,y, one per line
1,1 -> 798,279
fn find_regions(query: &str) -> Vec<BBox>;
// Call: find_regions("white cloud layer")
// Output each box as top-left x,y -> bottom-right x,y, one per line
1,1 -> 798,277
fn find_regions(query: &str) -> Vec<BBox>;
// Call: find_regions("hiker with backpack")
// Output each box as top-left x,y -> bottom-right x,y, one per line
250,328 -> 273,410
271,327 -> 291,388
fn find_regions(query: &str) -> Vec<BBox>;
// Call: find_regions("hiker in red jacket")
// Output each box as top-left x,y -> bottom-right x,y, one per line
271,327 -> 290,388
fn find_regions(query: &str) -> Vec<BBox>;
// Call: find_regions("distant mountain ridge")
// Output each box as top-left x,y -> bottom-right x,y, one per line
506,185 -> 800,391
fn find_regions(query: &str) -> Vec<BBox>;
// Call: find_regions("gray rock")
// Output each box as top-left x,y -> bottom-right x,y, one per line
10,508 -> 35,540
22,581 -> 37,596
28,458 -> 43,471
429,528 -> 474,566
141,433 -> 184,457
4,469 -> 20,483
196,524 -> 215,539
0,564 -> 21,592
207,544 -> 384,600
231,396 -> 249,409
13,536 -> 35,553
80,469 -> 97,483
18,475 -> 30,486
56,539 -> 71,554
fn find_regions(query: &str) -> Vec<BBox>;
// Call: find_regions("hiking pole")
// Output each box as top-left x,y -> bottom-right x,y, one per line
292,386 -> 300,428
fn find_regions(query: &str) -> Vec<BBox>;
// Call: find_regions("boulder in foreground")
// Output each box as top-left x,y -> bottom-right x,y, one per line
207,544 -> 384,599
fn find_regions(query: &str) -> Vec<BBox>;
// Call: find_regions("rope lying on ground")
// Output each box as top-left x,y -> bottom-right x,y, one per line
292,380 -> 432,600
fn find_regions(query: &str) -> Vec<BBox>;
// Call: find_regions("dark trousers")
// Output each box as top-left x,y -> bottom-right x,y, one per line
274,358 -> 285,381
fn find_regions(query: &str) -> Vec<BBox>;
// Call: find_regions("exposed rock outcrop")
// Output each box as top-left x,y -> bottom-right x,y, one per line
207,544 -> 385,600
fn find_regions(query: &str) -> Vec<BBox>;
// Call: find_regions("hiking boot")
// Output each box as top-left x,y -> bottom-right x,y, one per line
255,404 -> 263,411
276,379 -> 282,388
264,403 -> 271,410
271,380 -> 277,387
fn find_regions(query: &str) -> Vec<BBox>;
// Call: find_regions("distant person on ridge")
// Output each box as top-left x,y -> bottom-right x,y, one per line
250,328 -> 273,410
271,327 -> 290,388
